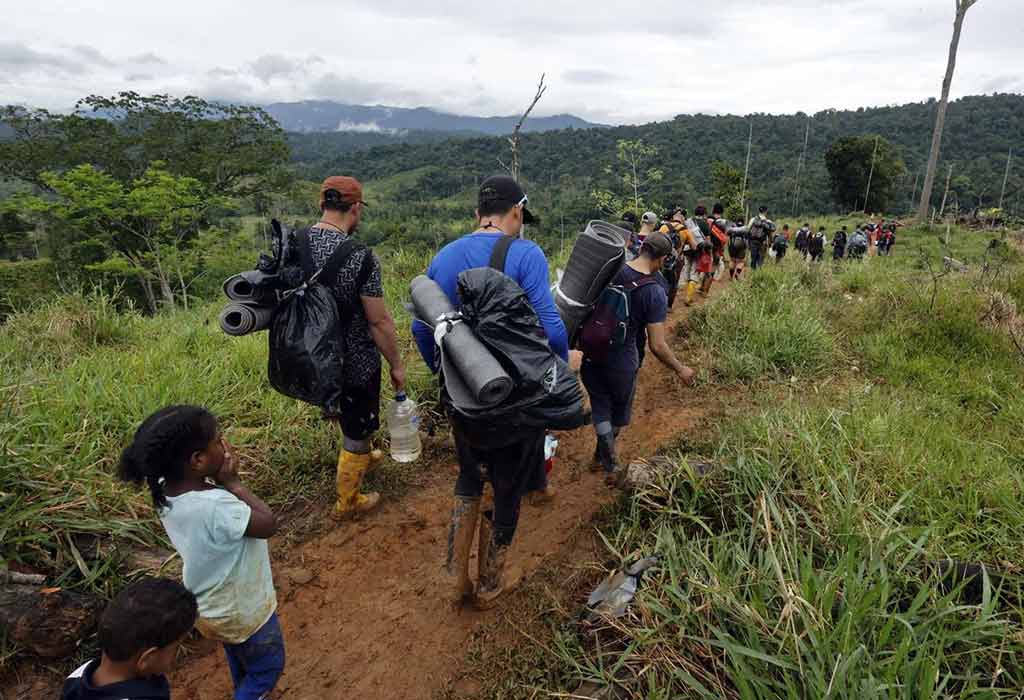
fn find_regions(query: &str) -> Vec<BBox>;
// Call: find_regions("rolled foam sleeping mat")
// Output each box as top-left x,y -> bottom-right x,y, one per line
409,275 -> 513,409
554,220 -> 628,339
222,270 -> 279,303
218,302 -> 276,337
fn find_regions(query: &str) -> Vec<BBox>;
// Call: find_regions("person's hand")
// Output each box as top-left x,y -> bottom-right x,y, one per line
568,350 -> 583,372
214,438 -> 242,489
390,364 -> 407,395
676,365 -> 697,386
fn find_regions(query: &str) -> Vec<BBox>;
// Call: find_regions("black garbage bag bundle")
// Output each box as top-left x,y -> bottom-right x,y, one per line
451,267 -> 587,431
266,229 -> 367,415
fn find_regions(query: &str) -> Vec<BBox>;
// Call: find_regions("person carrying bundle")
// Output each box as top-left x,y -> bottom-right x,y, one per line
578,232 -> 696,484
833,226 -> 849,261
746,206 -> 776,270
657,208 -> 688,309
794,223 -> 811,259
412,175 -> 572,609
703,203 -> 730,296
282,177 -> 407,520
808,226 -> 827,262
727,219 -> 749,280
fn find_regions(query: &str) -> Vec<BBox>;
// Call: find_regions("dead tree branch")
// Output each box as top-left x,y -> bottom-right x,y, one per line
509,74 -> 547,182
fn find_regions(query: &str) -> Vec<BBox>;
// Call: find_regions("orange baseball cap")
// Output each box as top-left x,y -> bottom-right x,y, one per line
319,176 -> 368,208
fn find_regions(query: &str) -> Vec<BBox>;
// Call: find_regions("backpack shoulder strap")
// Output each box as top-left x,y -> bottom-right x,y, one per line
296,228 -> 315,280
489,234 -> 516,272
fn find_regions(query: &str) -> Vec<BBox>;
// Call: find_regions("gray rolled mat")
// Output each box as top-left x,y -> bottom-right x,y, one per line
223,271 -> 279,303
409,275 -> 513,409
219,302 -> 275,337
555,220 -> 628,339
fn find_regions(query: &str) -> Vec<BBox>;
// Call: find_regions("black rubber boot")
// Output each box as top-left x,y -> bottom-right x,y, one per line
596,432 -> 620,485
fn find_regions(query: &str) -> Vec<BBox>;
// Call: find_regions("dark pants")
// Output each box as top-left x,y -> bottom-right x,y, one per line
749,243 -> 765,269
773,248 -> 786,262
327,372 -> 382,442
223,613 -> 286,700
833,247 -> 845,260
663,265 -> 681,308
810,250 -> 823,262
451,416 -> 546,547
581,363 -> 639,428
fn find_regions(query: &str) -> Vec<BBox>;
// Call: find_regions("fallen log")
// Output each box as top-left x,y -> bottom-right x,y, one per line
0,584 -> 103,658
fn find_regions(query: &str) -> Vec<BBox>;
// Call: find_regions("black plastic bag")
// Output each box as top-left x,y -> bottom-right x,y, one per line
266,230 -> 364,414
267,283 -> 347,414
451,267 -> 586,430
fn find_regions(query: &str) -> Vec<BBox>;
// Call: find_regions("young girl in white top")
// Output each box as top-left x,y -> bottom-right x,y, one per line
119,405 -> 285,700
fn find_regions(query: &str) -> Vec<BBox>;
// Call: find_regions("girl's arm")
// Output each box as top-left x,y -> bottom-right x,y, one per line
215,442 -> 278,539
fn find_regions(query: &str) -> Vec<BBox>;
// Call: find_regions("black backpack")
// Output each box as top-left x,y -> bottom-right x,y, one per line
267,228 -> 371,413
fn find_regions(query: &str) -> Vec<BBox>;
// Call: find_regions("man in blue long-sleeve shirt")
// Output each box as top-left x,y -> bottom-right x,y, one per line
413,175 -> 569,610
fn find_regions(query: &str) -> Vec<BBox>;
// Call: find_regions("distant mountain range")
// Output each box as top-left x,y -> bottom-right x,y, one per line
262,101 -> 602,135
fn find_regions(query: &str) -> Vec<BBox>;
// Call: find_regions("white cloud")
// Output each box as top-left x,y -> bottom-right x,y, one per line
0,0 -> 1021,123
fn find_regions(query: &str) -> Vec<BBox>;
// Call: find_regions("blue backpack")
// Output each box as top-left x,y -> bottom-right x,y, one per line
577,275 -> 657,363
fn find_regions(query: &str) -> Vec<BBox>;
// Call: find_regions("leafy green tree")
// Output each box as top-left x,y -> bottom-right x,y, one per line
590,139 -> 663,218
825,135 -> 906,212
0,93 -> 290,198
0,209 -> 33,260
711,161 -> 745,220
19,164 -> 210,311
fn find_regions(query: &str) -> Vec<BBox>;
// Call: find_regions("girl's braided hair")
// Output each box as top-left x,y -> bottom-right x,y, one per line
118,405 -> 218,509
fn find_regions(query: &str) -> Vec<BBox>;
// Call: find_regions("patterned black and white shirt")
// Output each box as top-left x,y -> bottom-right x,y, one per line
304,225 -> 384,387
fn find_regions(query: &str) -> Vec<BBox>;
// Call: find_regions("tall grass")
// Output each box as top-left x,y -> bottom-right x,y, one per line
521,223 -> 1024,698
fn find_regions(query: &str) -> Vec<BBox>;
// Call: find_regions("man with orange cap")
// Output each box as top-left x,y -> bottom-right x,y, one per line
305,176 -> 407,520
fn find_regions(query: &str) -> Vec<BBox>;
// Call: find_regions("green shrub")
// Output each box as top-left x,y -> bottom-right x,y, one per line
690,265 -> 836,382
0,258 -> 59,316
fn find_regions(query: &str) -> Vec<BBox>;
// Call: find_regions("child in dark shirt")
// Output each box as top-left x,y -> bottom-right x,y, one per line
61,578 -> 197,700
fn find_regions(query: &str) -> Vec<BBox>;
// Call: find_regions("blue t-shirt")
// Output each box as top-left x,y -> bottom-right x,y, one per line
412,232 -> 568,370
586,264 -> 667,373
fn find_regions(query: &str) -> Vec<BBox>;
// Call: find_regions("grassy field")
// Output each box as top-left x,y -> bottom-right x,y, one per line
465,220 -> 1024,698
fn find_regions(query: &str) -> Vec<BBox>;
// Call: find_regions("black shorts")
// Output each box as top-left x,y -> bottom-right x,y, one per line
728,239 -> 748,259
326,371 -> 382,441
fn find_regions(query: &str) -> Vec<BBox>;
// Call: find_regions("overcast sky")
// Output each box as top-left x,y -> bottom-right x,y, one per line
2,0 -> 1022,125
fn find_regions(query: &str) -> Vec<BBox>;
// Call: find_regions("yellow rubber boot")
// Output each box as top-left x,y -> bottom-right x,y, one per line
685,281 -> 698,306
333,450 -> 381,519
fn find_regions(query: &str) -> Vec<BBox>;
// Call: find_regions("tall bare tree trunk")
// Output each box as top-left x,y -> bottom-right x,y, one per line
939,163 -> 954,217
916,0 -> 978,222
792,116 -> 811,216
741,121 -> 753,219
863,135 -> 880,213
999,148 -> 1012,210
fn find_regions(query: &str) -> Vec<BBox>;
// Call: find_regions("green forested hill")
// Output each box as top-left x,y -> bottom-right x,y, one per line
291,94 -> 1024,219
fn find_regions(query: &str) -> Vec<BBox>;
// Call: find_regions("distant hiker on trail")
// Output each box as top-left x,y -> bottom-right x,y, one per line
579,232 -> 696,485
746,206 -> 775,270
619,211 -> 638,236
795,223 -> 811,259
848,228 -> 869,260
727,218 -> 749,280
808,227 -> 826,262
771,229 -> 789,263
629,211 -> 659,259
62,578 -> 197,700
119,406 -> 285,700
833,226 -> 848,261
412,175 -> 572,609
687,205 -> 714,305
657,208 -> 687,309
704,203 -> 730,296
879,224 -> 896,256
284,176 -> 407,519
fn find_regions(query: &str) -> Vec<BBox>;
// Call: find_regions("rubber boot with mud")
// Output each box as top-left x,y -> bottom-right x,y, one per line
474,526 -> 513,610
596,432 -> 620,486
333,450 -> 381,520
685,280 -> 698,306
444,495 -> 480,604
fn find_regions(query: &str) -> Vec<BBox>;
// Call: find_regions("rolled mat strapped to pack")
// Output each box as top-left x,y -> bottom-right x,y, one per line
222,270 -> 281,304
554,220 -> 628,341
409,275 -> 514,409
218,302 -> 276,337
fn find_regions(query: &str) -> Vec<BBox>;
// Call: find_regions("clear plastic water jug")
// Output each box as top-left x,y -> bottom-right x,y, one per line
388,393 -> 421,463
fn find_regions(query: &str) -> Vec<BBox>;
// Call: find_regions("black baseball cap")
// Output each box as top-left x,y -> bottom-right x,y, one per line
478,175 -> 538,225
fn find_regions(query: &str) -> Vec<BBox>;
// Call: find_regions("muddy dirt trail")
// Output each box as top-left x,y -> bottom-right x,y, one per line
172,281 -> 726,700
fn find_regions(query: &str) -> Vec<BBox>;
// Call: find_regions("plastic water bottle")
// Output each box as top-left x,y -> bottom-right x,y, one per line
388,393 -> 421,463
